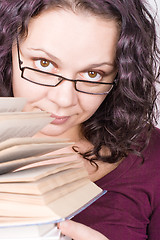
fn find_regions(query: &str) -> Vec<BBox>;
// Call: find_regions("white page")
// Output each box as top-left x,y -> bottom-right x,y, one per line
0,97 -> 26,112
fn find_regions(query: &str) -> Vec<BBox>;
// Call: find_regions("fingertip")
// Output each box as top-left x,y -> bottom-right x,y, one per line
58,219 -> 70,230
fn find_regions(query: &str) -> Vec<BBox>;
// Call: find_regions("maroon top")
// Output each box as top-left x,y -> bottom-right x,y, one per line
73,128 -> 160,240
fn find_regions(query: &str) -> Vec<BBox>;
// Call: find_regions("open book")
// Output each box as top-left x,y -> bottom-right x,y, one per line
0,97 -> 106,239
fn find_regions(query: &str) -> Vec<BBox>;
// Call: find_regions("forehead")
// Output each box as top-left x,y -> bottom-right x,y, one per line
20,9 -> 119,67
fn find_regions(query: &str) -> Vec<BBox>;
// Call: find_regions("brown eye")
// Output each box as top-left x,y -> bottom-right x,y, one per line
88,71 -> 97,78
35,59 -> 56,73
40,59 -> 50,67
79,71 -> 102,81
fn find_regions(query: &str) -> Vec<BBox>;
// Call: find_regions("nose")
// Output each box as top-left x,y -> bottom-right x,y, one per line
47,79 -> 78,108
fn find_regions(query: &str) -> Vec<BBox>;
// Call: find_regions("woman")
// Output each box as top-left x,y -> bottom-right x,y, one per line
0,0 -> 160,239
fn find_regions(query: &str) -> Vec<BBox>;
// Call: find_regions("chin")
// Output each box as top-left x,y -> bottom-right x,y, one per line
38,125 -> 68,138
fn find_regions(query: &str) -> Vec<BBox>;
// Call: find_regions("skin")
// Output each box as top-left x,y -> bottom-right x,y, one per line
12,9 -> 118,141
59,220 -> 109,240
12,8 -> 119,240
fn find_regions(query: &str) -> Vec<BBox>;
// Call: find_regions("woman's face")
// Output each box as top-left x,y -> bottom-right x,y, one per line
12,9 -> 119,141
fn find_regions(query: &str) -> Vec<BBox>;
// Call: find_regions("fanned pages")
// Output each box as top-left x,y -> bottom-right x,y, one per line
0,153 -> 73,175
0,112 -> 52,142
0,138 -> 72,163
0,97 -> 106,239
0,97 -> 26,112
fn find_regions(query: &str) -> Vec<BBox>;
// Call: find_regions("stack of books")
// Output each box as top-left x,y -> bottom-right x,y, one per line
0,97 -> 106,239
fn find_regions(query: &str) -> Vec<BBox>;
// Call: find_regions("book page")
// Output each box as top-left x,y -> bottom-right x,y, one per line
0,182 -> 103,220
0,220 -> 55,238
0,113 -> 52,142
0,177 -> 89,205
0,141 -> 72,163
0,166 -> 88,194
0,97 -> 26,112
0,153 -> 73,175
0,160 -> 83,182
0,137 -> 70,151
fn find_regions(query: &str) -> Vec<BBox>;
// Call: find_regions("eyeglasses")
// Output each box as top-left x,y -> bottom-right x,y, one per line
17,38 -> 116,95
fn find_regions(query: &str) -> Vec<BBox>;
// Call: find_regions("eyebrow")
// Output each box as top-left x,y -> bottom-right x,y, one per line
28,47 -> 60,62
28,47 -> 115,67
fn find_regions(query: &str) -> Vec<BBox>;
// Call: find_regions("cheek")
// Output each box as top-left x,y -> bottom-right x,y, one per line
11,46 -> 44,101
12,68 -> 46,102
81,95 -> 106,115
13,81 -> 47,103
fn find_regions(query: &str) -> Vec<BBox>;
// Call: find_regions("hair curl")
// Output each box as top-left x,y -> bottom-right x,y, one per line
0,0 -> 159,163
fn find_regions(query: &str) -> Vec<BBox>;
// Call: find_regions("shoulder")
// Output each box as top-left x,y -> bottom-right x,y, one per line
150,127 -> 160,143
143,127 -> 160,162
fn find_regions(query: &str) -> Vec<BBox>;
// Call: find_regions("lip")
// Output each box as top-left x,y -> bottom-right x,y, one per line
32,108 -> 70,125
50,113 -> 70,125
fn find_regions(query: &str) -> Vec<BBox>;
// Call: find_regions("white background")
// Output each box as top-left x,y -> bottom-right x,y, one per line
148,0 -> 160,128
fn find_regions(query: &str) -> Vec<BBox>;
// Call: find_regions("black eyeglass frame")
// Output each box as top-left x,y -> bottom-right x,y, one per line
16,37 -> 116,95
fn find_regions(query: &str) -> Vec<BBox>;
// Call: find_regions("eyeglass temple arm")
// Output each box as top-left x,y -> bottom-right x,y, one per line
16,36 -> 23,70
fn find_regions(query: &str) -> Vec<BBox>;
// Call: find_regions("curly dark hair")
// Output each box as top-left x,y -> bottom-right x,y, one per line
0,0 -> 159,163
